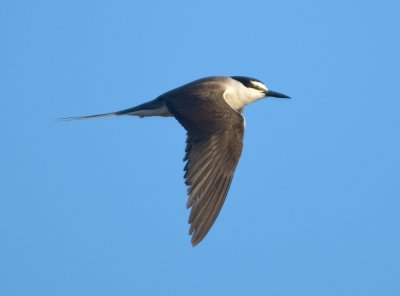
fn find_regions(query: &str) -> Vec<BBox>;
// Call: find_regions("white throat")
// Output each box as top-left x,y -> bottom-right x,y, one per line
223,79 -> 267,111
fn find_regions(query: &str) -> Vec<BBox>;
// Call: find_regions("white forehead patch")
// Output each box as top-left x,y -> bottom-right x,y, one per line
251,81 -> 268,91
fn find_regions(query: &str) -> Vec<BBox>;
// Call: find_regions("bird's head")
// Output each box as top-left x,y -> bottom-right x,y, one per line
231,76 -> 290,101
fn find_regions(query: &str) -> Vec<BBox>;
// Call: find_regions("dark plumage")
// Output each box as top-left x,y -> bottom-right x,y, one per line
61,76 -> 289,246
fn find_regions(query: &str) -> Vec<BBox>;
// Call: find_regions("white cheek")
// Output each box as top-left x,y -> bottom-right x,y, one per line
257,91 -> 266,99
248,88 -> 266,101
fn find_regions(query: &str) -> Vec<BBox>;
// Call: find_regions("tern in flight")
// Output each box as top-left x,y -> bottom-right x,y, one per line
63,76 -> 290,246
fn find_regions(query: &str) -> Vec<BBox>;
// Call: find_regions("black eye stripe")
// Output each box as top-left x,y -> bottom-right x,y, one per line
231,76 -> 265,90
251,84 -> 266,91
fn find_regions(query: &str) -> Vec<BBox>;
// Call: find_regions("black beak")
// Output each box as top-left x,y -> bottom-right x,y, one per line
266,90 -> 290,99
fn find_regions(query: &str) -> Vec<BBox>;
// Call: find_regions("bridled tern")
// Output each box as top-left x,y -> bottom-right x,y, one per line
63,76 -> 290,246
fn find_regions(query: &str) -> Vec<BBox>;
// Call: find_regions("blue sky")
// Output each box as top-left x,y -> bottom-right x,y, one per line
1,0 -> 399,295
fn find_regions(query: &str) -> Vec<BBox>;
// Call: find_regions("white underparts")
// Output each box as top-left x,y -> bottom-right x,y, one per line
127,104 -> 172,117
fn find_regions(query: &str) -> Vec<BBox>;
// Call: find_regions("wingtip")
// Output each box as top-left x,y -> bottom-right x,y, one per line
191,239 -> 201,247
190,229 -> 205,247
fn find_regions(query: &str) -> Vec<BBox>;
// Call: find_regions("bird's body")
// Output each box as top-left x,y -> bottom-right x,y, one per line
64,76 -> 289,246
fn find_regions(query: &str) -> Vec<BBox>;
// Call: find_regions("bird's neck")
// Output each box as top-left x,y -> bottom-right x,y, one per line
223,87 -> 265,112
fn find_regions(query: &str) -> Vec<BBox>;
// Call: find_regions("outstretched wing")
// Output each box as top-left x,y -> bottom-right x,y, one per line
164,78 -> 245,246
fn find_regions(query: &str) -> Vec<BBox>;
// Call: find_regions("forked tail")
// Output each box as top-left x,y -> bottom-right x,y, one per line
59,112 -> 119,121
59,97 -> 171,121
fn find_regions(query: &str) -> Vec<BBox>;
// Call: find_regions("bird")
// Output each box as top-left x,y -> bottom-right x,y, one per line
63,76 -> 290,246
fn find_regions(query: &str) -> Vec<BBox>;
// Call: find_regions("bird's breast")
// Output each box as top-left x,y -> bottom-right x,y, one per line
222,80 -> 266,112
223,89 -> 246,112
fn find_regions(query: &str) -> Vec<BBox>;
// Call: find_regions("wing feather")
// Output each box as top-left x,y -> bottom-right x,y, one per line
163,77 -> 245,246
